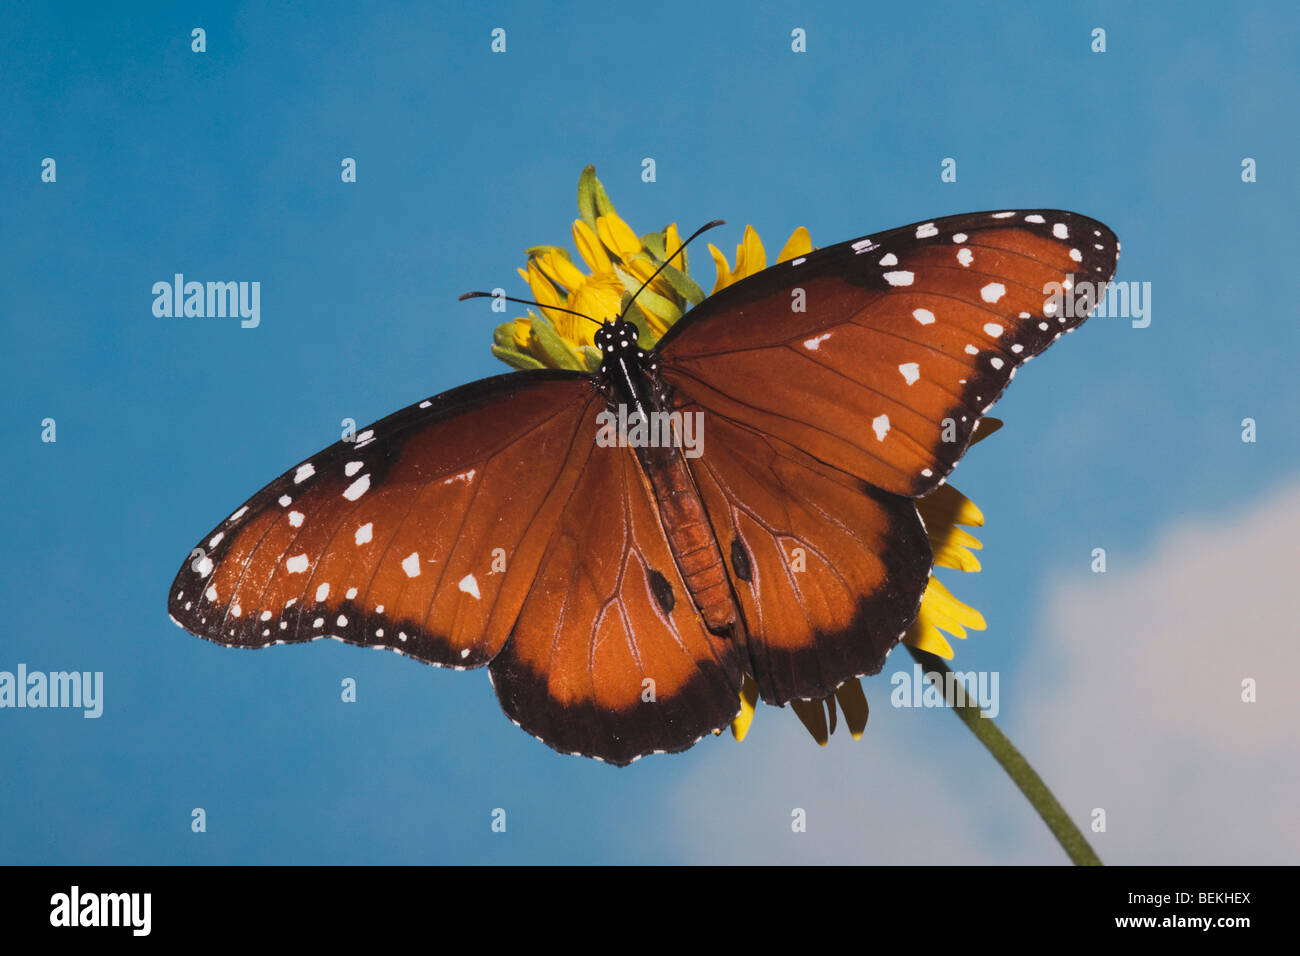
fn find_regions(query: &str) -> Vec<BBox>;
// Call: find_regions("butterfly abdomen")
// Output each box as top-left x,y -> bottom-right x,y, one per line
641,449 -> 737,632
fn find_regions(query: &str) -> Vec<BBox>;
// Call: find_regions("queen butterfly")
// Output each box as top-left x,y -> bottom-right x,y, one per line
168,209 -> 1119,765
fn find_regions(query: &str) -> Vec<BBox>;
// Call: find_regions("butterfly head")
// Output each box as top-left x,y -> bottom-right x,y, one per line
594,318 -> 644,359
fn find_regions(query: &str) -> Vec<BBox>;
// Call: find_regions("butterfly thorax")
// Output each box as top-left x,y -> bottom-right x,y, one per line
593,319 -> 739,635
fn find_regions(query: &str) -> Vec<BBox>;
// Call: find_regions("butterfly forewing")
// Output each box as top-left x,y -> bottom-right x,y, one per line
659,209 -> 1119,497
168,371 -> 600,669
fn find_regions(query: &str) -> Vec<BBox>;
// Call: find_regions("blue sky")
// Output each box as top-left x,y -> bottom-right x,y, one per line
2,1 -> 1296,863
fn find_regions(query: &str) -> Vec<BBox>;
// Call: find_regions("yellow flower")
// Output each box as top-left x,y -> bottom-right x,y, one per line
489,166 -> 991,750
492,167 -> 713,373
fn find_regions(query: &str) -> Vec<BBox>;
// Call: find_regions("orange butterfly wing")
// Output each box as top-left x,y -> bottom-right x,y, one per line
169,370 -> 743,764
682,408 -> 931,704
490,435 -> 744,765
167,372 -> 600,668
660,210 -> 1120,497
656,210 -> 1119,703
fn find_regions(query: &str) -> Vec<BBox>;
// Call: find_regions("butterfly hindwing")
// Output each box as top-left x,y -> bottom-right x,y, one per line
489,436 -> 744,765
680,405 -> 932,705
659,209 -> 1119,497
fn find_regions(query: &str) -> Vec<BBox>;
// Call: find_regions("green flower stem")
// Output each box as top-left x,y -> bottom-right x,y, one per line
906,645 -> 1103,866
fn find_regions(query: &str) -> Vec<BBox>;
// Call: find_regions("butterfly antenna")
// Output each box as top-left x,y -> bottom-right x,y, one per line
618,219 -> 725,322
458,291 -> 603,328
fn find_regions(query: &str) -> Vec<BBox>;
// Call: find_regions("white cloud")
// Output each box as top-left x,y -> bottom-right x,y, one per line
665,479 -> 1300,864
1018,478 -> 1300,864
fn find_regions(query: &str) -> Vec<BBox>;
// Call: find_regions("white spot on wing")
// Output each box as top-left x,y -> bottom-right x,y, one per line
442,469 -> 477,485
315,582 -> 330,602
288,510 -> 304,527
402,552 -> 421,578
458,574 -> 481,599
1025,214 -> 1046,223
286,554 -> 310,574
956,248 -> 973,267
345,461 -> 364,477
803,333 -> 832,351
915,222 -> 938,238
872,414 -> 890,441
912,308 -> 935,325
343,474 -> 371,501
898,363 -> 920,385
980,282 -> 1006,303
884,271 -> 914,286
878,253 -> 898,266
1053,222 -> 1069,239
294,464 -> 315,484
983,323 -> 1004,337
355,522 -> 373,545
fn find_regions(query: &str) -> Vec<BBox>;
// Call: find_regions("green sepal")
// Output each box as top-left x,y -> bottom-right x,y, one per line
579,346 -> 603,373
640,230 -> 667,260
577,165 -> 617,232
630,252 -> 704,307
615,266 -> 682,328
491,345 -> 547,371
528,314 -> 586,371
493,320 -> 520,348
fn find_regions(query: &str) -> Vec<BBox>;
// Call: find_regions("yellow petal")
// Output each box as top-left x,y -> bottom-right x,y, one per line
904,574 -> 987,659
729,674 -> 760,741
524,260 -> 565,315
573,219 -> 612,274
596,212 -> 642,261
833,680 -> 870,739
971,416 -> 1004,445
790,698 -> 829,746
512,316 -> 532,350
664,222 -> 684,267
536,249 -> 589,292
776,226 -> 813,263
919,483 -> 985,529
708,243 -> 734,294
932,527 -> 984,572
732,225 -> 767,281
907,623 -> 955,659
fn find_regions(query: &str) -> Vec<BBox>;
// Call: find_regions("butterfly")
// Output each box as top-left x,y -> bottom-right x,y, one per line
168,209 -> 1118,765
